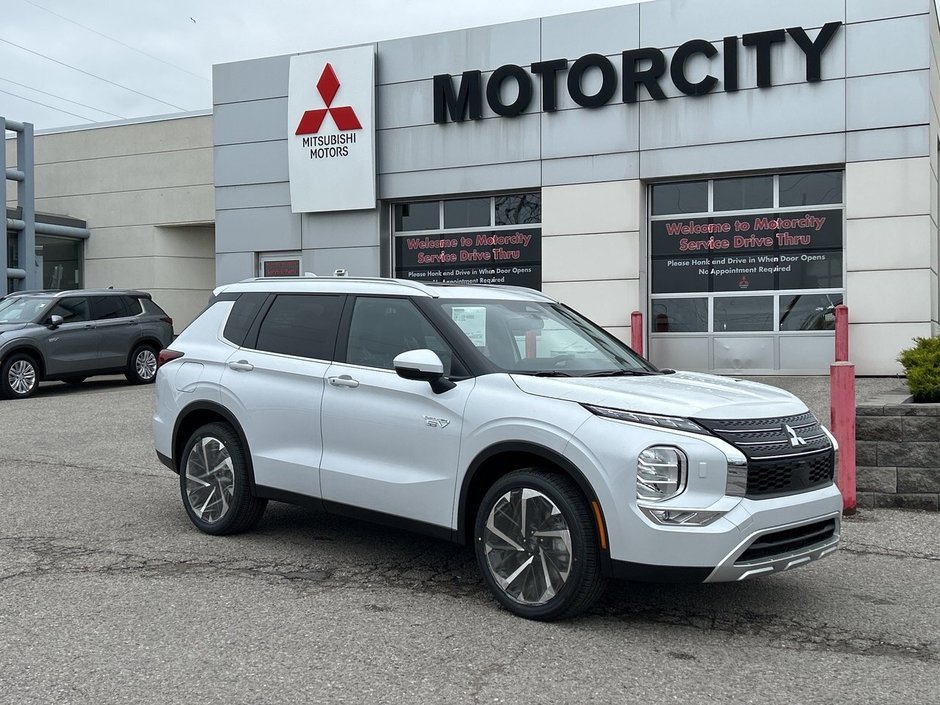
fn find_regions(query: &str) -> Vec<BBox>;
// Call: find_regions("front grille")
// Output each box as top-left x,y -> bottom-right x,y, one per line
694,411 -> 831,458
694,412 -> 835,499
736,518 -> 837,563
746,450 -> 834,497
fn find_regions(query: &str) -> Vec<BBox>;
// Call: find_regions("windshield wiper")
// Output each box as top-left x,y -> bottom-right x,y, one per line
518,370 -> 574,377
583,369 -> 661,377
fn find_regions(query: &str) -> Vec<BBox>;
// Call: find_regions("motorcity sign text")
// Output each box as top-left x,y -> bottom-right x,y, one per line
433,23 -> 841,122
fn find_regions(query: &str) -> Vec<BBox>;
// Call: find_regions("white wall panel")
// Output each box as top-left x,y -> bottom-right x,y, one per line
847,269 -> 933,322
846,15 -> 930,76
846,158 -> 932,219
214,99 -> 288,146
846,126 -> 930,163
216,252 -> 257,285
846,215 -> 933,271
378,161 -> 540,200
846,71 -> 931,131
542,180 -> 641,236
541,279 -> 639,328
850,322 -> 931,374
215,141 -> 289,187
542,231 -> 640,282
540,4 -> 639,59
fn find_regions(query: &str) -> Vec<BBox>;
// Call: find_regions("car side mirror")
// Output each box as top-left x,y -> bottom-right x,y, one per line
393,349 -> 456,394
47,314 -> 64,329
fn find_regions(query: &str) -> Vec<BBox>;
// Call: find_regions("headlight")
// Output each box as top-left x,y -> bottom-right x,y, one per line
637,446 -> 686,502
583,404 -> 708,434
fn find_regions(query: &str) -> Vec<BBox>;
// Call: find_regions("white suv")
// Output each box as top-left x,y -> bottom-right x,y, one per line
153,277 -> 842,620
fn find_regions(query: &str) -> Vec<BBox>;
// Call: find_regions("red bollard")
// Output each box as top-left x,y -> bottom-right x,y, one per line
631,310 -> 643,357
830,303 -> 856,515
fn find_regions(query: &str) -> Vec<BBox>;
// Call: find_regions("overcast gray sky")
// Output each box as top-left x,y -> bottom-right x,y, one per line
0,0 -> 649,131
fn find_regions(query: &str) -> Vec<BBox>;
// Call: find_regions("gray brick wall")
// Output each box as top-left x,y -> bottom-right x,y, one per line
856,391 -> 940,511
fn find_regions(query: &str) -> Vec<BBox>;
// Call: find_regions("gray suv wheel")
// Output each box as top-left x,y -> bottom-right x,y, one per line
127,344 -> 158,384
1,353 -> 39,399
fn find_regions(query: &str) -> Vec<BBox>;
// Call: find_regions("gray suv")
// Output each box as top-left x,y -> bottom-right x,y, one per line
0,289 -> 174,399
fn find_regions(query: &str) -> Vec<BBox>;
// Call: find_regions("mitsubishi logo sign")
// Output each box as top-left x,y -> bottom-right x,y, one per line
288,46 -> 376,213
295,64 -> 363,134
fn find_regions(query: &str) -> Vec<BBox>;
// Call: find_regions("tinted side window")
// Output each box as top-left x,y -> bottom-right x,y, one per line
222,292 -> 268,347
49,297 -> 91,323
345,297 -> 455,373
124,296 -> 143,315
255,294 -> 344,360
91,296 -> 128,320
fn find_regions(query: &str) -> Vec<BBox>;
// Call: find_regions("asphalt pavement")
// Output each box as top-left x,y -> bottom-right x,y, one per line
0,377 -> 938,704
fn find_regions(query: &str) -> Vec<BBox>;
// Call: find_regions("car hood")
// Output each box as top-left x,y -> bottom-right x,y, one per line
509,370 -> 809,420
0,322 -> 30,333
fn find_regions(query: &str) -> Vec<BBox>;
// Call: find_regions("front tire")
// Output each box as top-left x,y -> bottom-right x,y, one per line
474,469 -> 607,621
1,353 -> 40,399
126,344 -> 158,384
179,422 -> 267,535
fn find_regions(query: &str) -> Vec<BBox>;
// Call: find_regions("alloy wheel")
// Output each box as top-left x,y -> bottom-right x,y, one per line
184,436 -> 236,524
8,360 -> 36,396
482,487 -> 573,606
136,349 -> 157,380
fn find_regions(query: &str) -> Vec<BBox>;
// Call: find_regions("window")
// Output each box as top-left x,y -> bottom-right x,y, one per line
651,181 -> 707,215
123,296 -> 143,316
393,193 -> 542,289
50,297 -> 90,323
223,292 -> 268,347
92,296 -> 128,320
650,171 -> 844,335
255,294 -> 344,360
345,297 -> 456,373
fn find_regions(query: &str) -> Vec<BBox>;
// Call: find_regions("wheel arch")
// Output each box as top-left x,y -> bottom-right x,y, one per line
1,344 -> 46,379
457,441 -> 608,553
127,337 -> 164,366
172,401 -> 256,488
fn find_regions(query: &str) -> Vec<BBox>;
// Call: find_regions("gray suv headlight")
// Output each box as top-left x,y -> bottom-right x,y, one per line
637,446 -> 686,502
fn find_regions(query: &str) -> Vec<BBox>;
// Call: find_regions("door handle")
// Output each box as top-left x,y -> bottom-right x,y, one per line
228,360 -> 254,372
328,375 -> 359,388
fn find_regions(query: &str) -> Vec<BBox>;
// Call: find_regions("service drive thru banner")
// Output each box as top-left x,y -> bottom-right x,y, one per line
287,45 -> 376,212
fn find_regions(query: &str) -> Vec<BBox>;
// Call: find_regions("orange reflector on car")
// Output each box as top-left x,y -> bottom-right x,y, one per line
591,501 -> 608,551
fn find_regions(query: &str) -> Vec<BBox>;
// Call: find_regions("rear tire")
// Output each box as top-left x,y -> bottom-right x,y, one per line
474,468 -> 607,621
179,422 -> 266,535
1,352 -> 40,399
126,344 -> 158,384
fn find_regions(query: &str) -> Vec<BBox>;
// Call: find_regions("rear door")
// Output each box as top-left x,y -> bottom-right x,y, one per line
41,296 -> 98,375
91,295 -> 136,369
219,293 -> 345,498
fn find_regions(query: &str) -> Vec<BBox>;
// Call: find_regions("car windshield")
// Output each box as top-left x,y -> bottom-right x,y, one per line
0,295 -> 53,324
437,299 -> 659,376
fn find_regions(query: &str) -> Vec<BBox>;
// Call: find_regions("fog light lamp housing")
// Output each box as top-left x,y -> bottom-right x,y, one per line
641,507 -> 724,526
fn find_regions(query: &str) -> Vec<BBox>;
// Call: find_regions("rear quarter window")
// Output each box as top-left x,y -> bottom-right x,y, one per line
222,292 -> 268,347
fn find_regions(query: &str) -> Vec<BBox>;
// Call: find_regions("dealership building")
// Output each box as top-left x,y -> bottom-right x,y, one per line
6,0 -> 940,375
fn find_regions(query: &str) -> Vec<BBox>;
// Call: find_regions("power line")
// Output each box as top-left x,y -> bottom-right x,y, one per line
0,75 -> 125,119
0,35 -> 190,111
19,0 -> 210,84
0,86 -> 94,122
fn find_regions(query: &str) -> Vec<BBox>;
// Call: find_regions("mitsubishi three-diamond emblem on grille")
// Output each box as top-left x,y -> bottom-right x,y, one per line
784,424 -> 807,447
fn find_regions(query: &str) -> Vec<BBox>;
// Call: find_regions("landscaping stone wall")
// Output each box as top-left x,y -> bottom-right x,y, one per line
856,391 -> 940,511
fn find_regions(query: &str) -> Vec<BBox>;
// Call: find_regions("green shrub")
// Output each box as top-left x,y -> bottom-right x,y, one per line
898,336 -> 940,403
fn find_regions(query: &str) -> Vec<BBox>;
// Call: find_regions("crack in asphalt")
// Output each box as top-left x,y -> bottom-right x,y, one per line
1,535 -> 937,665
839,541 -> 940,562
0,455 -> 167,478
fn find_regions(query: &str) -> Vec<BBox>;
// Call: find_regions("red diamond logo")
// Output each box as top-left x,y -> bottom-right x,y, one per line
296,63 -> 362,135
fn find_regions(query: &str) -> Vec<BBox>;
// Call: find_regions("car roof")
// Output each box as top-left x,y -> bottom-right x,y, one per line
214,276 -> 558,303
5,288 -> 150,298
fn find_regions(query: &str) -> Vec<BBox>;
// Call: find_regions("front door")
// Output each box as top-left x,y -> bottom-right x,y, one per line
320,296 -> 473,529
41,296 -> 98,376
